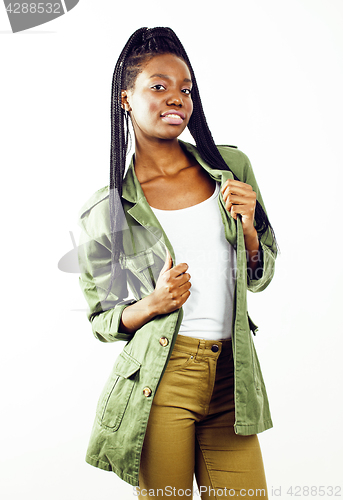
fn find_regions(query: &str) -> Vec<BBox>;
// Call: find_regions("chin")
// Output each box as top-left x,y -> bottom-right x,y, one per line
159,126 -> 187,140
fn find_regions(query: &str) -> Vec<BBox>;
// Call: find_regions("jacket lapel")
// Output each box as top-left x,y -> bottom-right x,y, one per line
179,142 -> 238,247
122,157 -> 175,262
121,142 -> 238,259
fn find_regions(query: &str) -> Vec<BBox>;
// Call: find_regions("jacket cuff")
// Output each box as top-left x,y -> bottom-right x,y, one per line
247,240 -> 276,293
91,301 -> 136,343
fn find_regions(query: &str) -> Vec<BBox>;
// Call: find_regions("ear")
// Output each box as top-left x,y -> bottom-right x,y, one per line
121,90 -> 132,112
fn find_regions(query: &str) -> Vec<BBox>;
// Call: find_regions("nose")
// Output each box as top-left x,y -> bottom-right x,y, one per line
166,94 -> 183,107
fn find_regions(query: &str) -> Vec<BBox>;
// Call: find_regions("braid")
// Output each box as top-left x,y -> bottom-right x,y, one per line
107,28 -> 146,295
106,27 -> 277,298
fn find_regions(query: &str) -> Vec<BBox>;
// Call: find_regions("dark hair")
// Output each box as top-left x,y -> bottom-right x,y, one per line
108,27 -> 277,295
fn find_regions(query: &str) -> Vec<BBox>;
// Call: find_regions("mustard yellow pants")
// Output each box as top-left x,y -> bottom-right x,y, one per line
138,334 -> 268,499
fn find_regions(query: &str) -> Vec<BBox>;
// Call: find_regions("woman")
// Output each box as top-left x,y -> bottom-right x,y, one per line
78,27 -> 277,499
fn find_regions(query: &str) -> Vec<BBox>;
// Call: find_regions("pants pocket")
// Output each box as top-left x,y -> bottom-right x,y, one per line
164,346 -> 196,373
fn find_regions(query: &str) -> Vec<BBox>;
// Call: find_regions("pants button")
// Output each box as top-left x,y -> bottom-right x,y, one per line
211,344 -> 219,353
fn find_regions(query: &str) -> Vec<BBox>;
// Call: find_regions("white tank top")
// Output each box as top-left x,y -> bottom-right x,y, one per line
150,182 -> 236,340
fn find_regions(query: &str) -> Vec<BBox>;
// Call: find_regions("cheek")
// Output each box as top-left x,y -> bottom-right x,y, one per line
131,92 -> 158,117
185,95 -> 193,112
185,99 -> 193,121
189,100 -> 193,115
146,97 -> 161,115
136,98 -> 160,123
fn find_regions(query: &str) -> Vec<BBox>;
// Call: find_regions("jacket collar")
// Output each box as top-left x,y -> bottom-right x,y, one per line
122,140 -> 234,204
121,141 -> 236,261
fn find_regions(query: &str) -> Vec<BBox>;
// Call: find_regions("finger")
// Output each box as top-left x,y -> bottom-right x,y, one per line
161,249 -> 173,274
179,289 -> 191,305
178,280 -> 192,294
175,272 -> 191,286
222,178 -> 253,191
221,179 -> 239,196
226,194 -> 256,207
171,262 -> 189,277
222,180 -> 253,200
224,190 -> 257,215
222,185 -> 254,204
224,195 -> 246,213
230,204 -> 255,221
230,205 -> 238,220
221,179 -> 240,192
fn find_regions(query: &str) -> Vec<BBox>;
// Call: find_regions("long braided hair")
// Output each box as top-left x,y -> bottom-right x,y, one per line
107,26 -> 277,296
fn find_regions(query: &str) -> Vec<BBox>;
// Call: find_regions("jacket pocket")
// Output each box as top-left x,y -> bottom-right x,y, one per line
97,350 -> 141,431
120,249 -> 157,294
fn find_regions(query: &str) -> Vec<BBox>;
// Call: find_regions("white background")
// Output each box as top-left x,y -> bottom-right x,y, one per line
1,0 -> 342,499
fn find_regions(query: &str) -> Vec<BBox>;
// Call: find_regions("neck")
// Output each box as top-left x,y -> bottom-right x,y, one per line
134,137 -> 193,180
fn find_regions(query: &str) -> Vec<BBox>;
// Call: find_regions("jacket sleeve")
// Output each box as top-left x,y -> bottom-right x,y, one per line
78,221 -> 136,344
241,152 -> 277,293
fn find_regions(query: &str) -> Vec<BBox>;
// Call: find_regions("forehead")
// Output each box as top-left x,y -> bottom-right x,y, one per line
138,53 -> 192,82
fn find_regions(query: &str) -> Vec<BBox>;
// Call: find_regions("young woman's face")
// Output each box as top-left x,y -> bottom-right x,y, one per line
122,53 -> 193,143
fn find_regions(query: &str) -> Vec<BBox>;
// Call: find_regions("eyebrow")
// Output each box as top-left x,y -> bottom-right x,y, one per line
149,73 -> 192,83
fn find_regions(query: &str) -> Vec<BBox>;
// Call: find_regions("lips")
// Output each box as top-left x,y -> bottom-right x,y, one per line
161,110 -> 185,119
161,110 -> 185,125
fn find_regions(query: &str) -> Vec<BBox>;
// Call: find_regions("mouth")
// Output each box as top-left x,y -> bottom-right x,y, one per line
161,110 -> 185,125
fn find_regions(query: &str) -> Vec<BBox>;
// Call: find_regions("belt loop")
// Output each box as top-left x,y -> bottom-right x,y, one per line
198,339 -> 205,358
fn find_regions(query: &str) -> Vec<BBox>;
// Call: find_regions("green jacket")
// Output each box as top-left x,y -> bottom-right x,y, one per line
78,141 -> 277,487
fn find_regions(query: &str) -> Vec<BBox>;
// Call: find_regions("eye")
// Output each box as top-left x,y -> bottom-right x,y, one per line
182,88 -> 192,95
151,84 -> 166,91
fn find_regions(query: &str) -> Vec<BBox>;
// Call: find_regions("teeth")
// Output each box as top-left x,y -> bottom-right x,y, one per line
164,114 -> 182,119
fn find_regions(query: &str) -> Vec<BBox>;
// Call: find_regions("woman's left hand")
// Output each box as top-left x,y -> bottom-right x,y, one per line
221,179 -> 257,237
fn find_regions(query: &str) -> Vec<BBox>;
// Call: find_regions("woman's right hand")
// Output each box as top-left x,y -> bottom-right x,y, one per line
149,250 -> 191,315
119,250 -> 191,335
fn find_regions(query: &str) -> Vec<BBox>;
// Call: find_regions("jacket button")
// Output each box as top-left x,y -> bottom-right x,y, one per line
159,337 -> 169,347
143,387 -> 152,397
211,344 -> 219,353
